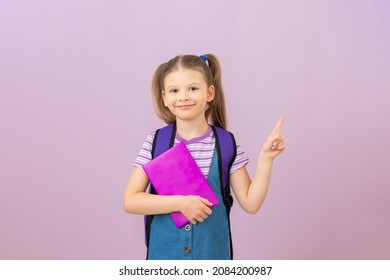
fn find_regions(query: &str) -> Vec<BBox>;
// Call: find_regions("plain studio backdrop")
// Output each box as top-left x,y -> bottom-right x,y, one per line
0,0 -> 389,259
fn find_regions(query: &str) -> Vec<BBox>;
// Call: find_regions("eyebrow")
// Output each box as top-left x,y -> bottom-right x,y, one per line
188,83 -> 201,86
165,82 -> 202,88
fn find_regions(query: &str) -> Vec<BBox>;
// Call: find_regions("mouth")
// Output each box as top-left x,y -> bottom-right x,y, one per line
176,104 -> 195,110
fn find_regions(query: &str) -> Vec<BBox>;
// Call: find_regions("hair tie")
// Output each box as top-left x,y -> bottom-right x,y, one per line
200,55 -> 207,62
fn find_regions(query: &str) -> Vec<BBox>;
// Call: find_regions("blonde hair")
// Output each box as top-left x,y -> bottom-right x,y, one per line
151,54 -> 227,129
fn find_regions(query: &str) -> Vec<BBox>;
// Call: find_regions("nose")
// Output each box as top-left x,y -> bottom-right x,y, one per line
178,90 -> 189,101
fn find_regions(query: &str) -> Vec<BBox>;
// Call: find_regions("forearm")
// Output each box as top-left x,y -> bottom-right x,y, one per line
245,153 -> 274,214
123,192 -> 182,216
124,192 -> 213,225
232,117 -> 285,214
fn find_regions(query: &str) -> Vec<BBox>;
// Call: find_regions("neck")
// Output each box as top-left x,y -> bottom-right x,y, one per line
175,118 -> 210,140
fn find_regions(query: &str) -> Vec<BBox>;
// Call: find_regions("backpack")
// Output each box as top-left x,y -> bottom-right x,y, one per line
144,123 -> 237,259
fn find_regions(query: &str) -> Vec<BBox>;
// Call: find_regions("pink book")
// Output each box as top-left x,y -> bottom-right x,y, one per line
142,142 -> 220,228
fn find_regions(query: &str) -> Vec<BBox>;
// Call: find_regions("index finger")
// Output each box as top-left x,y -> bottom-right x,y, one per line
199,197 -> 213,206
272,116 -> 285,134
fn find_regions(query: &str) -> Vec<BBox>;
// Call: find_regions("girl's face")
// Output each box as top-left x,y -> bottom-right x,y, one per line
162,68 -> 215,124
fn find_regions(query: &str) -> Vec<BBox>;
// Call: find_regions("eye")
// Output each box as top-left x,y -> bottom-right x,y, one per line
189,87 -> 199,92
169,88 -> 178,94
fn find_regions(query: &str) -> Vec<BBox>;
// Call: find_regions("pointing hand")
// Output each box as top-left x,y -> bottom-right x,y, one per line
261,116 -> 286,160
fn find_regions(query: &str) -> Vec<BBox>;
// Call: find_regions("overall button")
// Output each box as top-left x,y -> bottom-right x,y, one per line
184,247 -> 191,254
185,224 -> 192,231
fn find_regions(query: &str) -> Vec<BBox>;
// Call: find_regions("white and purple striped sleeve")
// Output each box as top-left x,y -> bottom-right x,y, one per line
230,141 -> 250,174
133,131 -> 155,169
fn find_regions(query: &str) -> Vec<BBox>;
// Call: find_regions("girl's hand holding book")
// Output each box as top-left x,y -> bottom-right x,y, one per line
179,195 -> 213,225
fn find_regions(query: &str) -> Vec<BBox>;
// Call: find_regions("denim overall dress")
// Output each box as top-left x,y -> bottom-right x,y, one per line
147,149 -> 231,260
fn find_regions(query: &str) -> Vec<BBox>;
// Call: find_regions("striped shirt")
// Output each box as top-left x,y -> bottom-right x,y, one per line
134,127 -> 249,178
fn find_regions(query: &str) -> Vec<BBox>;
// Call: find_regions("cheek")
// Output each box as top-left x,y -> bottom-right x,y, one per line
164,95 -> 175,106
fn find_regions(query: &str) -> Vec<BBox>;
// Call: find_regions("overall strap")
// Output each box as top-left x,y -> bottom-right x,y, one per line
211,125 -> 237,259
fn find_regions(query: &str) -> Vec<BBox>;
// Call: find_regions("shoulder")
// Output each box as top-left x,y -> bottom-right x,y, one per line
211,126 -> 236,143
133,128 -> 161,168
211,125 -> 234,134
211,125 -> 236,151
211,126 -> 250,174
137,128 -> 161,157
144,130 -> 157,148
145,123 -> 174,144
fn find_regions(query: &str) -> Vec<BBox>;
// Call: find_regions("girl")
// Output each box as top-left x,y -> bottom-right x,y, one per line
123,54 -> 285,260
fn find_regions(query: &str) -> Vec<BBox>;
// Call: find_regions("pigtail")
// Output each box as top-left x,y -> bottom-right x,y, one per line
205,54 -> 228,129
151,62 -> 176,124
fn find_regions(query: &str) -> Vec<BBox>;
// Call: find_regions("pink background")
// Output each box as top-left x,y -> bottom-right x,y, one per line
1,0 -> 389,259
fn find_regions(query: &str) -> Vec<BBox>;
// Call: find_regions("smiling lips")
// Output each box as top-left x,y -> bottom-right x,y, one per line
176,104 -> 195,109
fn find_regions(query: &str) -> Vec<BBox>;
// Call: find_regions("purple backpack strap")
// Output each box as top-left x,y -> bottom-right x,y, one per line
211,126 -> 237,208
151,123 -> 176,158
211,125 -> 237,260
144,123 -> 176,254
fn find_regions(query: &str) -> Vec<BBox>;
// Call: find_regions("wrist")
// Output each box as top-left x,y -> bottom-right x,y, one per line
258,151 -> 274,164
173,195 -> 185,213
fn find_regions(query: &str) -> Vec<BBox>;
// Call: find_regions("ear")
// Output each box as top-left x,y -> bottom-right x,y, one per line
162,90 -> 168,107
207,85 -> 215,102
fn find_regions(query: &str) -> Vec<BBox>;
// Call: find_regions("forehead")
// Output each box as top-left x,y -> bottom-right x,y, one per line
164,68 -> 207,86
